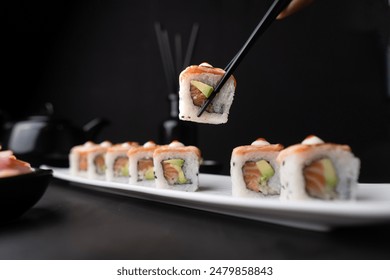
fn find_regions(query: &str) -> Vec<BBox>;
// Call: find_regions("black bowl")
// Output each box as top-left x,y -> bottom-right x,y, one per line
0,168 -> 53,222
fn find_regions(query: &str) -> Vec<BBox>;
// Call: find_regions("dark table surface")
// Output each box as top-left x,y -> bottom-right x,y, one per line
1,178 -> 390,260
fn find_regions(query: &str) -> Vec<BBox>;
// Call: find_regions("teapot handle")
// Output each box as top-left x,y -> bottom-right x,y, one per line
83,118 -> 110,140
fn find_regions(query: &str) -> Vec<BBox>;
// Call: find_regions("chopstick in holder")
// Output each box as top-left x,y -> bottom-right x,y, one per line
183,23 -> 199,69
156,22 -> 201,94
155,23 -> 175,93
175,34 -> 183,75
161,29 -> 177,92
197,0 -> 292,117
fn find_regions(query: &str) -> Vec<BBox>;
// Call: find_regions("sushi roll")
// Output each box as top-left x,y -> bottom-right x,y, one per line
105,142 -> 139,183
69,141 -> 112,179
231,138 -> 284,198
86,141 -> 112,180
178,62 -> 236,124
69,141 -> 96,177
128,141 -> 158,186
276,135 -> 360,201
153,141 -> 201,191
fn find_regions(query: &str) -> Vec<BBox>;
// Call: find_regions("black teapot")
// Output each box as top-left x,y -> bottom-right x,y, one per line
0,104 -> 109,167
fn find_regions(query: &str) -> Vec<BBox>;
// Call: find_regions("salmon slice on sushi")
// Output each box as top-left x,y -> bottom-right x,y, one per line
276,135 -> 360,201
0,149 -> 33,178
179,62 -> 236,124
153,141 -> 201,191
231,138 -> 284,198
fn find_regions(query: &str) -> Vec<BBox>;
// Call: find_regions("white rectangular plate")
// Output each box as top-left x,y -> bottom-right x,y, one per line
50,167 -> 390,232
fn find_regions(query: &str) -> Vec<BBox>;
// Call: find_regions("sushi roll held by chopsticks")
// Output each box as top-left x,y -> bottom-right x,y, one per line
179,62 -> 236,124
277,135 -> 360,201
231,138 -> 284,198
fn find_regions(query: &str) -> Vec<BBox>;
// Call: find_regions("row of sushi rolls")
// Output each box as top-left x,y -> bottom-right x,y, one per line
69,62 -> 360,201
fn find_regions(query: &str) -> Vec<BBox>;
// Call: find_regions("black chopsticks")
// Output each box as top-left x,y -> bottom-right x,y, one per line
197,0 -> 292,117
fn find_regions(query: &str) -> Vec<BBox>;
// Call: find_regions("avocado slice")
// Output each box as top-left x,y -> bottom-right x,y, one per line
256,160 -> 275,184
163,158 -> 188,184
144,167 -> 154,180
190,80 -> 214,98
120,164 -> 129,177
321,158 -> 338,188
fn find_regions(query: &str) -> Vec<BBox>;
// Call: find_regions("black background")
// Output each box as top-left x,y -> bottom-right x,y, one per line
3,0 -> 390,181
